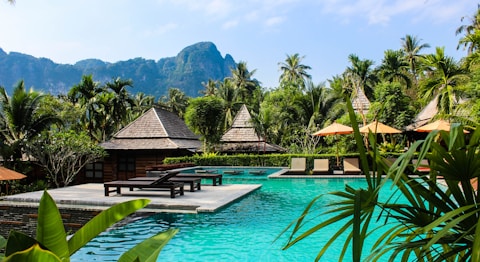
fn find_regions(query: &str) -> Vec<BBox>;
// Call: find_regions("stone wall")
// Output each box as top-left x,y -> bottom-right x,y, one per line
0,205 -> 101,237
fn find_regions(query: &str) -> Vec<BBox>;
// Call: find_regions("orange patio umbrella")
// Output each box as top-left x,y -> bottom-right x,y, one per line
313,122 -> 353,166
0,166 -> 27,181
359,121 -> 402,134
0,166 -> 26,195
312,122 -> 354,136
414,119 -> 468,133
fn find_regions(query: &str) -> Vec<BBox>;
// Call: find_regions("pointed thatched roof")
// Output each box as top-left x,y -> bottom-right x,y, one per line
405,95 -> 438,131
352,87 -> 370,113
219,105 -> 285,153
100,107 -> 201,150
221,104 -> 260,142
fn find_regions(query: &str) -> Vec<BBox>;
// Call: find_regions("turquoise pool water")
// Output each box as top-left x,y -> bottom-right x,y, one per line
180,166 -> 284,178
71,176 -> 396,261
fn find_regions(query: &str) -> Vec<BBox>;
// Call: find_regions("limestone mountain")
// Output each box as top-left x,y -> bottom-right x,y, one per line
0,42 -> 236,98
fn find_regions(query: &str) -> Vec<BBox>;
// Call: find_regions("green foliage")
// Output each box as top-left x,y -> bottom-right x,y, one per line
0,42 -> 234,99
118,228 -> 178,262
27,130 -> 107,187
377,141 -> 405,153
281,95 -> 480,261
0,81 -> 61,163
164,153 -> 360,172
1,190 -> 176,261
368,81 -> 415,129
4,244 -> 61,262
184,96 -> 225,152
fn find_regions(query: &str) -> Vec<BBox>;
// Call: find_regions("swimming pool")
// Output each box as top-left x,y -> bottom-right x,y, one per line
71,177 -> 394,261
180,166 -> 285,178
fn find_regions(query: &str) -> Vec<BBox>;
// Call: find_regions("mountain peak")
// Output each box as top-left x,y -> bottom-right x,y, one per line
0,42 -> 236,98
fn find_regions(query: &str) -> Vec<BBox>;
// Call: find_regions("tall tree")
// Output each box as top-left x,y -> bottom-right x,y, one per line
129,92 -> 154,121
456,4 -> 480,55
278,53 -> 312,90
158,88 -> 189,118
419,47 -> 469,115
345,54 -> 378,100
0,81 -> 60,163
400,34 -> 430,85
184,96 -> 225,153
104,77 -> 134,131
200,79 -> 219,96
217,78 -> 241,130
67,75 -> 103,138
229,61 -> 259,102
377,49 -> 411,89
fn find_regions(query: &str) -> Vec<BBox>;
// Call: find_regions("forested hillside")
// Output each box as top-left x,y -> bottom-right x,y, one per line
0,41 -> 236,98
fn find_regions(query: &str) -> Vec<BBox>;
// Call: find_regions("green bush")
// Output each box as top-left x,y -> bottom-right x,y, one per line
163,153 -> 363,171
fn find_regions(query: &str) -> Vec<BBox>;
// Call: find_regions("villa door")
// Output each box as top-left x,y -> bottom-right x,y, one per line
117,154 -> 136,180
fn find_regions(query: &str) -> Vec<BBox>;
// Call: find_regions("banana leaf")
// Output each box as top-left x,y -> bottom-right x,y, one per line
68,198 -> 151,255
118,228 -> 178,262
3,243 -> 62,262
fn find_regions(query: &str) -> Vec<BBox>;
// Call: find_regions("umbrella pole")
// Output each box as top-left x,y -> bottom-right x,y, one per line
336,136 -> 340,167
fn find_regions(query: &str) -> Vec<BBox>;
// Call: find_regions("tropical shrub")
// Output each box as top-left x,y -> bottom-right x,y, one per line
0,190 -> 176,261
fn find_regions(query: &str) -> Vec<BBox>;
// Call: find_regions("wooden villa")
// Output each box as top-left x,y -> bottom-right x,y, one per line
218,104 -> 285,154
79,107 -> 201,183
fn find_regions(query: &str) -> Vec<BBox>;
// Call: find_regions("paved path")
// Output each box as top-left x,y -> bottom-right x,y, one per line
1,183 -> 262,213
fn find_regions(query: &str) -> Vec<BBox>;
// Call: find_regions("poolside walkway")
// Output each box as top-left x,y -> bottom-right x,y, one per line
0,183 -> 262,214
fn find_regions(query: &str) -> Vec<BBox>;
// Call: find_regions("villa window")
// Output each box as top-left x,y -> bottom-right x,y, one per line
118,155 -> 135,172
85,162 -> 103,178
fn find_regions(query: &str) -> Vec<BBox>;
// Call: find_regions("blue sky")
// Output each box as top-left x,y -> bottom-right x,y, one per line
0,0 -> 476,88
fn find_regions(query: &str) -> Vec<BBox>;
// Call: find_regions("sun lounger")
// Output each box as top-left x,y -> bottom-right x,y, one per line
129,176 -> 201,192
249,169 -> 267,175
195,169 -> 217,174
104,180 -> 184,198
289,157 -> 306,174
343,158 -> 362,175
312,159 -> 330,175
176,173 -> 223,186
223,170 -> 243,175
104,172 -> 184,198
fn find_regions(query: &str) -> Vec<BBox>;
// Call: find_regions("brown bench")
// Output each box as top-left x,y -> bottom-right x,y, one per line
129,177 -> 201,192
176,173 -> 223,186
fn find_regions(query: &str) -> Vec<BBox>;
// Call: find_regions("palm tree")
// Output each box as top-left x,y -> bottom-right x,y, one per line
377,49 -> 411,88
456,4 -> 480,55
345,54 -> 378,100
0,81 -> 60,162
217,78 -> 241,130
400,34 -> 430,85
104,77 -> 134,131
129,92 -> 154,121
229,62 -> 259,102
419,47 -> 469,115
158,88 -> 189,118
278,53 -> 312,90
200,79 -> 219,96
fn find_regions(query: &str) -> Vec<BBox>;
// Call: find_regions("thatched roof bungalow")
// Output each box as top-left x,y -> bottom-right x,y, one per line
90,107 -> 201,182
218,104 -> 285,154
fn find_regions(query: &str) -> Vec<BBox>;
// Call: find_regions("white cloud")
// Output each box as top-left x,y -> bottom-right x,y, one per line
319,0 -> 474,26
265,16 -> 285,27
222,20 -> 239,29
162,0 -> 233,17
142,23 -> 178,37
